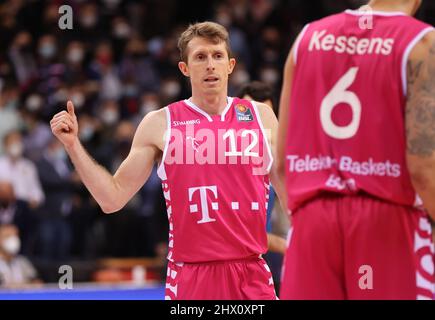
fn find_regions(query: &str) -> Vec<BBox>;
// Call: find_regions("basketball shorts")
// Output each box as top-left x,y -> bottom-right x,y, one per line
280,194 -> 435,300
165,256 -> 277,300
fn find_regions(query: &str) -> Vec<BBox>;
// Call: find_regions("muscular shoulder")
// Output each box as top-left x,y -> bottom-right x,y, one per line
409,30 -> 435,63
134,107 -> 168,152
406,30 -> 435,157
407,30 -> 435,94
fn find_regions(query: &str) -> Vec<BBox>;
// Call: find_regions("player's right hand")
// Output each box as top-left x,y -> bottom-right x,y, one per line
50,100 -> 79,148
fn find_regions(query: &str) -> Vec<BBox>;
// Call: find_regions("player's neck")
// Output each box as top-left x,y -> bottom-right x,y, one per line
366,0 -> 416,16
189,93 -> 229,116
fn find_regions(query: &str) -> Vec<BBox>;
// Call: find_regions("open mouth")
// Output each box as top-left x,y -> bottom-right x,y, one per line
204,76 -> 219,84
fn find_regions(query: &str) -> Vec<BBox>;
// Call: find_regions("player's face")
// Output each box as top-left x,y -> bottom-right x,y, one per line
179,37 -> 236,95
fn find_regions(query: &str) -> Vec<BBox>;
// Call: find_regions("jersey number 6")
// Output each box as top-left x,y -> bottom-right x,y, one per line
320,67 -> 361,140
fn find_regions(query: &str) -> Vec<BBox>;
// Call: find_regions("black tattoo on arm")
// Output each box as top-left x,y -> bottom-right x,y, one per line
406,37 -> 435,157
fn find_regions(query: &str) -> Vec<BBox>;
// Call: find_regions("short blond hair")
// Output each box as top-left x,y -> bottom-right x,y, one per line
177,21 -> 232,63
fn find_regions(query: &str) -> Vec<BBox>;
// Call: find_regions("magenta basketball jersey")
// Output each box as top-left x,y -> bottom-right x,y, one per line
285,10 -> 434,211
158,97 -> 273,263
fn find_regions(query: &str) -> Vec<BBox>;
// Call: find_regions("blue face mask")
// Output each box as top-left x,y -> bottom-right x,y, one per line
53,148 -> 67,161
5,99 -> 18,110
39,44 -> 57,59
124,84 -> 138,97
80,126 -> 95,142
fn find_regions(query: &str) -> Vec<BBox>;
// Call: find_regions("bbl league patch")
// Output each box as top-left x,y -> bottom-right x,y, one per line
235,104 -> 253,122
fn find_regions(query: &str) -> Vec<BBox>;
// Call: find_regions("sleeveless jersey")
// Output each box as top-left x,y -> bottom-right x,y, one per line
158,97 -> 273,263
285,10 -> 434,210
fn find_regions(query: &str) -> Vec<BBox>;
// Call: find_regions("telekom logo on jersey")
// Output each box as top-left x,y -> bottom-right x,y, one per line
187,186 -> 263,224
188,186 -> 218,224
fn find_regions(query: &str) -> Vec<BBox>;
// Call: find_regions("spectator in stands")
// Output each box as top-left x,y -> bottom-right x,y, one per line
0,130 -> 45,208
0,82 -> 22,156
35,137 -> 74,261
21,107 -> 52,162
0,224 -> 41,288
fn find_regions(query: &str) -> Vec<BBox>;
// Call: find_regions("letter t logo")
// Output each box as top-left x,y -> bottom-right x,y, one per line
188,186 -> 218,224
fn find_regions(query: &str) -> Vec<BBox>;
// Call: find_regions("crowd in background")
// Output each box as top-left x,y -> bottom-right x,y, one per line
0,0 -> 434,285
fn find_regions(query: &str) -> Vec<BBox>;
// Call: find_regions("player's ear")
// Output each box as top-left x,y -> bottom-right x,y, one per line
228,58 -> 236,75
178,61 -> 190,77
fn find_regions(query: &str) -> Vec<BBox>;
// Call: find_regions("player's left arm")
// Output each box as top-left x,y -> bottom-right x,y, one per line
267,233 -> 287,255
406,30 -> 435,222
256,102 -> 287,211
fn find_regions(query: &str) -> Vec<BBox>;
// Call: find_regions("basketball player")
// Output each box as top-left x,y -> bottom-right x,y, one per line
51,22 -> 282,300
277,0 -> 435,299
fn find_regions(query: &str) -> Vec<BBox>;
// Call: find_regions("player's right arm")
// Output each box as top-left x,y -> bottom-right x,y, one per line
405,30 -> 435,221
50,101 -> 166,214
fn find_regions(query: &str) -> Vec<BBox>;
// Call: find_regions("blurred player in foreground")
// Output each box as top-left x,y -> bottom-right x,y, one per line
277,0 -> 435,299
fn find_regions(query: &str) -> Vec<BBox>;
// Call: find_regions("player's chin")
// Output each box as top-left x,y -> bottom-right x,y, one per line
202,83 -> 221,93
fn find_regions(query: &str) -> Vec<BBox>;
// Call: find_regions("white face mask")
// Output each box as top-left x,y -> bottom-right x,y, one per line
26,94 -> 43,112
260,68 -> 279,85
161,82 -> 181,99
141,101 -> 159,116
71,93 -> 85,109
113,24 -> 131,39
231,69 -> 250,87
7,142 -> 23,158
2,236 -> 20,255
80,15 -> 97,28
67,48 -> 84,64
101,110 -> 119,126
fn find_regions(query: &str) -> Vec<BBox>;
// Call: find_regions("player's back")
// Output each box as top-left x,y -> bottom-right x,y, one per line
286,10 -> 434,211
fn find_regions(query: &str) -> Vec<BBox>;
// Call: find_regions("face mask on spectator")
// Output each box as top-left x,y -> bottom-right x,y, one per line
141,101 -> 159,116
67,48 -> 84,64
38,43 -> 57,59
53,148 -> 67,161
79,125 -> 95,142
80,15 -> 97,28
54,89 -> 68,104
5,98 -> 18,110
71,93 -> 85,109
216,13 -> 232,28
6,142 -> 23,158
124,84 -> 138,97
231,69 -> 250,87
26,94 -> 43,112
260,68 -> 279,85
161,81 -> 181,99
113,24 -> 131,39
1,236 -> 20,255
101,110 -> 119,126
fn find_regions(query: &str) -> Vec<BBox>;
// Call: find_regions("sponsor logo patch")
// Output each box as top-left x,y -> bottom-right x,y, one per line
235,104 -> 253,122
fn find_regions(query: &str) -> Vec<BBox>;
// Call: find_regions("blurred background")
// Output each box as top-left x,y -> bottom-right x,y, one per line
0,0 -> 434,298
